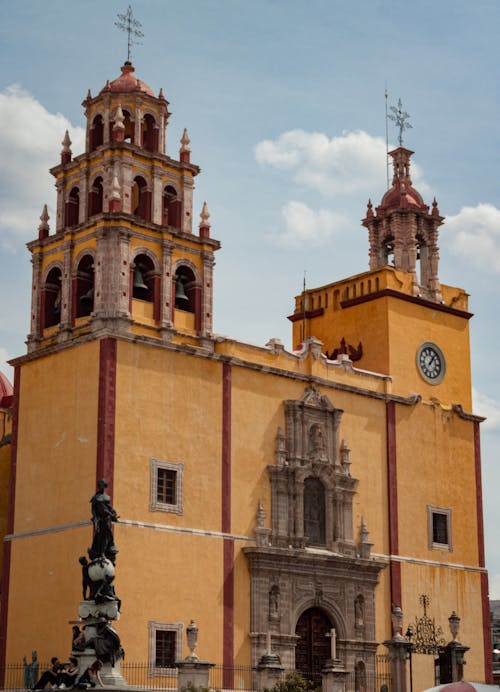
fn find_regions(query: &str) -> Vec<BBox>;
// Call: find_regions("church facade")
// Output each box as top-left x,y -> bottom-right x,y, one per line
0,63 -> 491,690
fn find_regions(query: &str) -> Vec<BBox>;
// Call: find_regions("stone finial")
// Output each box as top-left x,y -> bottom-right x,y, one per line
256,500 -> 266,529
448,611 -> 461,643
109,176 -> 122,212
199,201 -> 211,238
186,619 -> 199,660
359,517 -> 373,559
38,204 -> 50,239
340,439 -> 351,475
255,500 -> 271,547
432,197 -> 440,216
366,198 -> 374,218
391,605 -> 404,640
87,89 -> 92,100
61,130 -> 72,164
104,80 -> 111,91
158,87 -> 165,100
180,128 -> 191,163
265,338 -> 284,354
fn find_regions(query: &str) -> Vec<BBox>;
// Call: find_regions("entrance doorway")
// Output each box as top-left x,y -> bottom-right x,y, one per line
295,607 -> 333,683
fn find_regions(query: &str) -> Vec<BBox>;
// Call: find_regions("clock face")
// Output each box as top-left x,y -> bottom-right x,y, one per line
416,342 -> 446,384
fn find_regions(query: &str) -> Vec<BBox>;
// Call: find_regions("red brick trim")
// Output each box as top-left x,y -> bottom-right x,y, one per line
222,363 -> 233,682
341,289 -> 473,320
223,538 -> 234,687
0,366 -> 21,679
287,307 -> 325,322
222,363 -> 231,534
481,571 -> 493,683
386,400 -> 401,605
96,339 -> 117,498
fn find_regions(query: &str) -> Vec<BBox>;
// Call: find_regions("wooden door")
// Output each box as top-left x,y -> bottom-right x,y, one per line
295,608 -> 332,683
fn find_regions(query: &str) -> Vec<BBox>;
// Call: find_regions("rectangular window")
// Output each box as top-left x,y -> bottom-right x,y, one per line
427,505 -> 452,551
148,621 -> 183,675
150,459 -> 184,514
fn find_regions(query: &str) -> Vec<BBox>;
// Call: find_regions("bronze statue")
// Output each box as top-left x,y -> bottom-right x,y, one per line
88,479 -> 119,563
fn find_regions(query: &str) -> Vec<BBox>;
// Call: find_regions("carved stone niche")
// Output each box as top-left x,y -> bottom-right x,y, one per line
269,386 -> 357,553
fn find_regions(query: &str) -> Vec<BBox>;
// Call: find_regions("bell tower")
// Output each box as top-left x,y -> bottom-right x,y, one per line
28,61 -> 219,352
363,147 -> 443,302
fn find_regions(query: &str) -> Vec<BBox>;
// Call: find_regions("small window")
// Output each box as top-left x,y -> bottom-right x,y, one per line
428,505 -> 452,551
150,459 -> 184,514
148,621 -> 183,675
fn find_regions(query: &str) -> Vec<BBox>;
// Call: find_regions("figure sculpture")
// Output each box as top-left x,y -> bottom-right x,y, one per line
88,479 -> 119,563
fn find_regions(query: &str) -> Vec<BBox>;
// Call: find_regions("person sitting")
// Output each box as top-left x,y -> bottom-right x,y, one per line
72,626 -> 86,651
33,657 -> 61,690
54,657 -> 79,689
77,660 -> 103,688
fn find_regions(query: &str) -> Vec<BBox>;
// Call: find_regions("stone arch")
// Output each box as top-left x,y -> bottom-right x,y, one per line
162,183 -> 182,229
88,174 -> 104,216
293,597 -> 347,642
141,111 -> 159,153
74,253 -> 95,319
89,112 -> 105,152
131,247 -> 161,274
65,186 -> 80,227
41,263 -> 64,330
132,174 -> 152,221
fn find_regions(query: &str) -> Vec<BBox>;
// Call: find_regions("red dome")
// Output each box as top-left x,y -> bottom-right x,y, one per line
379,179 -> 427,212
0,371 -> 13,408
105,62 -> 154,97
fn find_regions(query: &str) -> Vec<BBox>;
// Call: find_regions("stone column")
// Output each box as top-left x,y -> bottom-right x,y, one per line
58,240 -> 73,342
383,606 -> 411,692
27,253 -> 43,352
55,179 -> 65,233
255,632 -> 284,692
160,238 -> 174,340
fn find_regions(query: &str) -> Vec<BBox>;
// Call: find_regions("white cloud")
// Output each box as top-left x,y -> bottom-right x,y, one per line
489,573 -> 500,600
255,129 -> 429,198
473,387 -> 500,431
446,203 -> 500,273
0,85 -> 85,243
267,200 -> 349,248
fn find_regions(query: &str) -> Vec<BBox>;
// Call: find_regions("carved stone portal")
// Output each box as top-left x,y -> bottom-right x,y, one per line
244,386 -> 386,682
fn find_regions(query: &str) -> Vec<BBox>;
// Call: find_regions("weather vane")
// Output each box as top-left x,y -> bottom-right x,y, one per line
115,5 -> 144,62
388,97 -> 412,147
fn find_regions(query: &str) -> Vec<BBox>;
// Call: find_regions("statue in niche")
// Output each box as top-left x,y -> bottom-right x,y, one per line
269,585 -> 280,620
355,595 -> 365,628
309,424 -> 326,459
304,477 -> 326,545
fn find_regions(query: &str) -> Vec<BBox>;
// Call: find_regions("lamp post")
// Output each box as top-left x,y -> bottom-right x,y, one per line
405,626 -> 414,692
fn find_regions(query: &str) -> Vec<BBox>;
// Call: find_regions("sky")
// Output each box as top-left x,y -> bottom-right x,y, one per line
1,0 -> 500,605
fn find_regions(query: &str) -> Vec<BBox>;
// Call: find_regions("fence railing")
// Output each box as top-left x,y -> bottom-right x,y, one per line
0,660 -> 391,692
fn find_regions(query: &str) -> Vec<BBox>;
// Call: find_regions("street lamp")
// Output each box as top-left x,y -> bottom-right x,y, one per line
405,626 -> 414,692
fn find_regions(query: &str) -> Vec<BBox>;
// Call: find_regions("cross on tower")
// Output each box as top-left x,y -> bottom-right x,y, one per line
115,5 -> 144,62
388,98 -> 413,147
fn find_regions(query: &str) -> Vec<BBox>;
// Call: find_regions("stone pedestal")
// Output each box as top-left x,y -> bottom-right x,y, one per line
255,652 -> 284,691
383,637 -> 411,692
321,659 -> 348,692
176,658 -> 214,691
436,641 -> 470,684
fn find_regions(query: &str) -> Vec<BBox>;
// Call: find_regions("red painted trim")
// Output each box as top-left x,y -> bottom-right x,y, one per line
194,286 -> 202,333
96,339 -> 117,499
71,276 -> 78,325
340,288 -> 473,320
222,363 -> 233,682
287,307 -> 325,322
223,538 -> 234,687
386,401 -> 401,606
0,366 -> 21,679
481,571 -> 493,683
153,276 -> 161,323
474,422 -> 485,568
39,288 -> 46,337
222,363 -> 231,534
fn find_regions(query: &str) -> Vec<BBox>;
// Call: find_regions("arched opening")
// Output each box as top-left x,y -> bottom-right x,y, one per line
295,607 -> 333,684
142,113 -> 158,153
174,265 -> 196,313
163,185 -> 182,229
132,254 -> 155,303
382,235 -> 395,266
355,661 -> 366,692
65,187 -> 80,227
88,176 -> 103,216
304,477 -> 326,546
123,109 -> 134,143
132,176 -> 151,221
43,267 -> 62,329
90,114 -> 104,152
75,255 -> 94,319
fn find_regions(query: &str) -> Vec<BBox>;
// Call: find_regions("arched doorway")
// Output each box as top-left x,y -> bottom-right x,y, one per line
295,607 -> 333,683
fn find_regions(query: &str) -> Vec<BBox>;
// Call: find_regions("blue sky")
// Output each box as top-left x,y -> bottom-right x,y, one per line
1,0 -> 500,604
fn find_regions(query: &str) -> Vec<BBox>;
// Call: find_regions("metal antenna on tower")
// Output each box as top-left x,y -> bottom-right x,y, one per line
115,5 -> 144,62
388,97 -> 413,147
385,86 -> 390,189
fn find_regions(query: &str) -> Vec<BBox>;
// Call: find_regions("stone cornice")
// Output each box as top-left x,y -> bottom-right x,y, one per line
341,288 -> 473,320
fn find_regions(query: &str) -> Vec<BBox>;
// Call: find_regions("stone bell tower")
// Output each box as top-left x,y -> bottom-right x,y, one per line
27,61 -> 219,352
362,146 -> 443,302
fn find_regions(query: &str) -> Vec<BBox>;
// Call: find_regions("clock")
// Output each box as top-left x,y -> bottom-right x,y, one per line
416,342 -> 446,384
